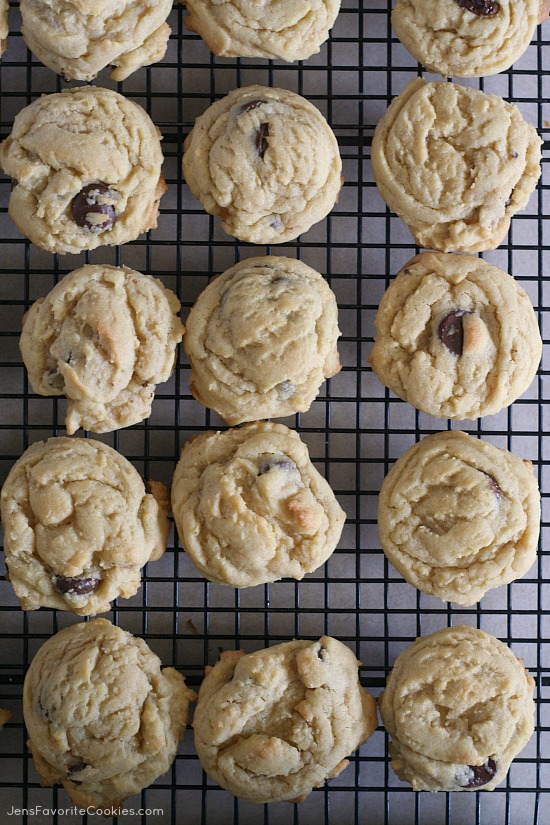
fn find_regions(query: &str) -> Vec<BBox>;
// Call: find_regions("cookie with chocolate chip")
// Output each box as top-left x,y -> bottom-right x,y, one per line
193,636 -> 377,802
171,422 -> 346,587
184,256 -> 341,424
23,618 -> 195,811
182,85 -> 342,243
371,79 -> 541,252
0,86 -> 166,254
379,625 -> 535,791
20,0 -> 173,82
392,0 -> 548,78
378,431 -> 540,605
185,0 -> 341,61
369,251 -> 541,419
1,437 -> 169,616
20,264 -> 184,434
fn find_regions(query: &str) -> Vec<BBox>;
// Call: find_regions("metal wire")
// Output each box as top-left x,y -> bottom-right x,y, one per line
0,1 -> 548,823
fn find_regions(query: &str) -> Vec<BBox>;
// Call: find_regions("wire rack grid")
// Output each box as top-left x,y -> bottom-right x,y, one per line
0,1 -> 549,824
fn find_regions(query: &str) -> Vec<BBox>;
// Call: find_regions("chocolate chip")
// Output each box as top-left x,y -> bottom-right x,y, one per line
258,456 -> 297,475
240,99 -> 268,114
54,576 -> 100,596
511,151 -> 519,159
438,310 -> 469,356
485,474 -> 501,501
464,758 -> 497,788
276,380 -> 295,400
71,183 -> 118,233
455,0 -> 500,16
270,215 -> 283,231
255,123 -> 269,158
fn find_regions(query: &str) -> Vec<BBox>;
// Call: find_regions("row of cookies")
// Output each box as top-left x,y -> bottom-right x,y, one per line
1,2 -> 547,77
1,619 -> 534,808
0,75 -> 542,252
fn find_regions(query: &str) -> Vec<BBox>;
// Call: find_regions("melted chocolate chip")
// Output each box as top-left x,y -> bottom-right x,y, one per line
438,310 -> 469,356
276,379 -> 296,400
455,0 -> 500,16
464,758 -> 498,788
54,575 -> 100,596
240,99 -> 268,114
258,456 -> 297,475
485,474 -> 501,502
255,123 -> 270,158
71,183 -> 117,233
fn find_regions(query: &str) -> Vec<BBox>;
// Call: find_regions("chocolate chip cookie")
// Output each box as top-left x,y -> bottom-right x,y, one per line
23,618 -> 195,811
378,431 -> 540,605
182,86 -> 342,243
193,636 -> 378,803
369,252 -> 541,419
371,79 -> 542,252
171,422 -> 346,587
1,437 -> 169,616
0,86 -> 166,254
185,0 -> 341,61
20,0 -> 173,81
184,256 -> 341,424
0,0 -> 8,57
392,0 -> 548,78
20,264 -> 184,434
379,625 -> 535,791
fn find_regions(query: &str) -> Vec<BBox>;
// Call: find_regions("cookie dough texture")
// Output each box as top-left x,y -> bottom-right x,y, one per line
172,422 -> 346,587
379,625 -> 535,791
378,431 -> 540,605
0,0 -> 8,57
1,437 -> 169,616
0,86 -> 166,254
20,0 -> 173,81
369,252 -> 541,419
184,256 -> 341,424
182,85 -> 342,244
193,636 -> 378,803
371,79 -> 542,252
20,264 -> 184,434
392,0 -> 548,78
23,619 -> 195,811
184,0 -> 341,61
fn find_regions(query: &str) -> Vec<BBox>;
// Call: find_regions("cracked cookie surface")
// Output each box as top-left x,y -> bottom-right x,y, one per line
1,437 -> 169,616
182,85 -> 342,243
193,636 -> 377,802
369,251 -> 541,419
20,0 -> 173,81
20,264 -> 184,434
378,431 -> 540,605
379,625 -> 535,791
184,0 -> 341,61
0,86 -> 166,254
392,0 -> 548,78
184,256 -> 341,424
171,422 -> 346,587
23,618 -> 195,811
371,79 -> 542,252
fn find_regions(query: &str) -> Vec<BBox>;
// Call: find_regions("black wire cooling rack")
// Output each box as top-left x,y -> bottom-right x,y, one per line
0,2 -> 549,824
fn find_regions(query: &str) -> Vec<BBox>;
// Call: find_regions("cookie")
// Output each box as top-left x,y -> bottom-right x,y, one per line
378,431 -> 540,605
0,86 -> 166,254
193,636 -> 378,803
20,0 -> 173,81
392,0 -> 548,78
20,264 -> 184,434
182,85 -> 342,243
371,78 -> 542,252
369,251 -> 541,419
1,437 -> 169,616
184,0 -> 341,61
0,0 -> 8,57
23,618 -> 195,811
0,708 -> 11,731
184,256 -> 341,424
171,422 -> 346,587
379,625 -> 535,791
